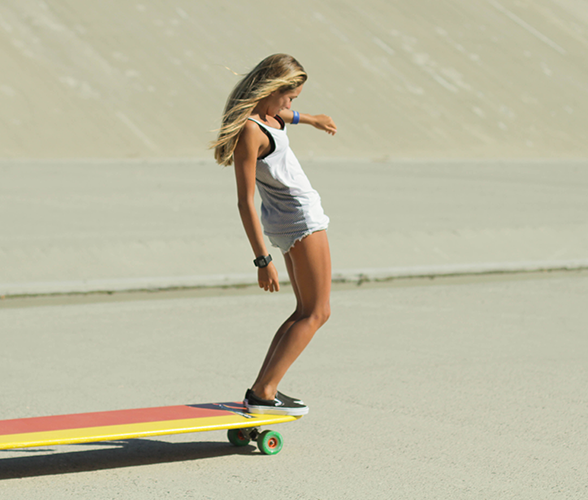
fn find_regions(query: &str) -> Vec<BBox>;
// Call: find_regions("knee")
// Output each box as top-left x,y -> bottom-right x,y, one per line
310,303 -> 330,328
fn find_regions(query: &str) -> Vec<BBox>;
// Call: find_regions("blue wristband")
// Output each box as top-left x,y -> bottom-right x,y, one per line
291,110 -> 300,125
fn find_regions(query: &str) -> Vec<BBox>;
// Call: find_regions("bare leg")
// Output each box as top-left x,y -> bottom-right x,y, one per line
250,253 -> 302,390
251,230 -> 331,400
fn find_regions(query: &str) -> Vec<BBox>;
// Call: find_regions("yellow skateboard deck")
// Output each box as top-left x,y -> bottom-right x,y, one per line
0,402 -> 301,455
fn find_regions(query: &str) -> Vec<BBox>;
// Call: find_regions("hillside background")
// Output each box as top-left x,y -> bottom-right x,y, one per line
1,0 -> 587,160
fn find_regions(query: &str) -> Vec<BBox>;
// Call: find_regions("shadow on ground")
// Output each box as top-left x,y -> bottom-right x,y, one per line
0,438 -> 257,479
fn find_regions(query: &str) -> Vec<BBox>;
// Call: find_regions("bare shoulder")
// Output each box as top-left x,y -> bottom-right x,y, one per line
241,119 -> 264,138
235,119 -> 268,161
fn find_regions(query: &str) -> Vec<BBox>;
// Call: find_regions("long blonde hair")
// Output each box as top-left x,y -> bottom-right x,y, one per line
211,54 -> 307,166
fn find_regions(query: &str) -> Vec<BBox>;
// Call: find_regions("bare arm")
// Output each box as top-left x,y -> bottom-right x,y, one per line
233,121 -> 280,292
279,110 -> 337,135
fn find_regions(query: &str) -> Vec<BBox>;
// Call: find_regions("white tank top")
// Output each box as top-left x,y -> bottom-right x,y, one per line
248,117 -> 329,237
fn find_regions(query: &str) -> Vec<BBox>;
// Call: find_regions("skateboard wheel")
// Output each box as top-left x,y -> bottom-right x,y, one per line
227,428 -> 250,447
257,430 -> 283,455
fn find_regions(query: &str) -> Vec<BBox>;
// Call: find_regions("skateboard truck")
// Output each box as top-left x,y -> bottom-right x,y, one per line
227,426 -> 284,455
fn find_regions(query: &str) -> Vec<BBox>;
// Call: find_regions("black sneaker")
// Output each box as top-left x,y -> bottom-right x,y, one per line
244,389 -> 309,416
276,391 -> 305,406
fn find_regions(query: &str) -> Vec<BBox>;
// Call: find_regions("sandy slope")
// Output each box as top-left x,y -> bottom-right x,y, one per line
1,0 -> 587,159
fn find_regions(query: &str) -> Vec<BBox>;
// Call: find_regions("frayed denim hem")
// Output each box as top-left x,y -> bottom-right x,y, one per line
267,227 -> 328,254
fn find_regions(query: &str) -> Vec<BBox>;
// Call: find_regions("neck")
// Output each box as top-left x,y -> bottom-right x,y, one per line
252,99 -> 273,121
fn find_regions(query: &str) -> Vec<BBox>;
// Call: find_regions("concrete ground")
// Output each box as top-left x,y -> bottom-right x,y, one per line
1,0 -> 587,497
1,159 -> 587,296
1,271 -> 587,499
1,158 -> 587,499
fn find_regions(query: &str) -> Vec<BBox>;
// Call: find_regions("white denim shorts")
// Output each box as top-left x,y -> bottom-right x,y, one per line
268,227 -> 328,254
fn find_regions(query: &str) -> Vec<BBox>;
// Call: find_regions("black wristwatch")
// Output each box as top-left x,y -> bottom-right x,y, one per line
253,254 -> 272,268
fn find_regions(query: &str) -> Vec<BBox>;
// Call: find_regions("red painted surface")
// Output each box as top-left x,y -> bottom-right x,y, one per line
0,403 -> 245,436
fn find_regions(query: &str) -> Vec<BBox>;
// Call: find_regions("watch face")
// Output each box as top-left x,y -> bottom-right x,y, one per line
254,255 -> 271,267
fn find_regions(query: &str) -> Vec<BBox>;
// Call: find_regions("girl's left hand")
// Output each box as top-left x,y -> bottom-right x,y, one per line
312,114 -> 337,135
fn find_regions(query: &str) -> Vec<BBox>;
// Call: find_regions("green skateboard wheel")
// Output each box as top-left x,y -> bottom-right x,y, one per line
227,428 -> 251,447
257,430 -> 283,455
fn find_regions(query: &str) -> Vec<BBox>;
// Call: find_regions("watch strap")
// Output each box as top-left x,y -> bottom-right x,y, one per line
253,254 -> 272,268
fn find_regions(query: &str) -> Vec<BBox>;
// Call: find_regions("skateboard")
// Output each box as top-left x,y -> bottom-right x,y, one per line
0,402 -> 301,456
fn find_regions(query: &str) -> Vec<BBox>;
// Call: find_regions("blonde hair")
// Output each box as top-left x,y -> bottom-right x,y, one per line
211,54 -> 307,166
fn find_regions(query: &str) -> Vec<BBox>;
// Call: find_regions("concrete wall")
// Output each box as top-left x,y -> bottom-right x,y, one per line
1,0 -> 587,160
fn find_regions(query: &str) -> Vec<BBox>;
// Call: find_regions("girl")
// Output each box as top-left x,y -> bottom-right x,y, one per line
212,54 -> 336,416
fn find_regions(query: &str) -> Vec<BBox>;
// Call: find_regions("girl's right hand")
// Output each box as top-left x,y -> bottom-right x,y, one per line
258,262 -> 280,292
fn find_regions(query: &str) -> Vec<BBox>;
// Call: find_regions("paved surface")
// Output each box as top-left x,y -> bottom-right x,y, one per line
1,271 -> 587,499
1,159 -> 587,295
1,1 -> 587,496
